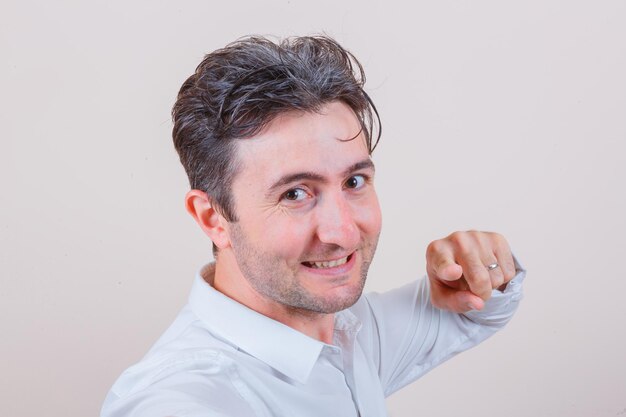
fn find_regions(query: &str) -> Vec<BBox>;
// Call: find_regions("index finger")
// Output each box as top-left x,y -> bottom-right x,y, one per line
426,240 -> 463,282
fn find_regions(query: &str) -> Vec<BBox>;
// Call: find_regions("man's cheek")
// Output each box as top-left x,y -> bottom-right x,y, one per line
356,199 -> 382,234
267,224 -> 311,252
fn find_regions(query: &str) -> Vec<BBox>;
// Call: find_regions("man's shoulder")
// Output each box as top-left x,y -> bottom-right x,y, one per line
109,347 -> 226,397
107,304 -> 239,399
102,344 -> 252,417
102,305 -> 251,417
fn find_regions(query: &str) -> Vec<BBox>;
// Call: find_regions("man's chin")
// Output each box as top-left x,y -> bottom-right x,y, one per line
314,264 -> 370,313
305,282 -> 366,314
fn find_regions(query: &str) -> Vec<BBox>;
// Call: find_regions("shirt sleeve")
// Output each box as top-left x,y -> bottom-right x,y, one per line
354,258 -> 525,396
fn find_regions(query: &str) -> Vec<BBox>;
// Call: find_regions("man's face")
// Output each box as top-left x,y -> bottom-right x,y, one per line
224,101 -> 382,314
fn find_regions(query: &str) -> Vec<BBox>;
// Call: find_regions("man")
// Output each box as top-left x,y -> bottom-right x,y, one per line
102,36 -> 524,417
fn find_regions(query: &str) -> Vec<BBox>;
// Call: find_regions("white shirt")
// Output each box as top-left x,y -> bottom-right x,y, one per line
102,262 -> 525,417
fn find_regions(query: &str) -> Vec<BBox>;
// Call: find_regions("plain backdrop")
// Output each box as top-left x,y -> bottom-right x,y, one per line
2,0 -> 625,416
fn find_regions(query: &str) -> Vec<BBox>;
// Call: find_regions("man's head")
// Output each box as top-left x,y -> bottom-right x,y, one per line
172,35 -> 380,223
174,36 -> 383,316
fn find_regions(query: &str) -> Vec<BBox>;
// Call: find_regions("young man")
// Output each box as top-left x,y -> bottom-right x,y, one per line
102,36 -> 524,417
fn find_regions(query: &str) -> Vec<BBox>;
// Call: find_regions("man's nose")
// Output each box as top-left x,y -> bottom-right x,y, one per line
314,192 -> 360,250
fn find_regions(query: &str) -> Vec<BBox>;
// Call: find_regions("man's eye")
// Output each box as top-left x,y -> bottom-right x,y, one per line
345,175 -> 366,189
283,188 -> 308,201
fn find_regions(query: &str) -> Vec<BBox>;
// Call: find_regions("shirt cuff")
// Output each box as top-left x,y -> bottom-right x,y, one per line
496,254 -> 525,300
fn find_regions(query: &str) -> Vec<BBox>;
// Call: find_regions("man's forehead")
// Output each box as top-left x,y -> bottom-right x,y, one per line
232,102 -> 370,178
234,137 -> 373,185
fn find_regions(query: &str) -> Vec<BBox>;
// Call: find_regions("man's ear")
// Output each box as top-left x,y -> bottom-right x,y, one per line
185,190 -> 231,250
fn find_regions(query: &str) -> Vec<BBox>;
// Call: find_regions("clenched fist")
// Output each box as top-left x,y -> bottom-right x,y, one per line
426,231 -> 517,313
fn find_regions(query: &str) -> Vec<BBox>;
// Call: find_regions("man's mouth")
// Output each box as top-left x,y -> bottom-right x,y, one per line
302,253 -> 353,269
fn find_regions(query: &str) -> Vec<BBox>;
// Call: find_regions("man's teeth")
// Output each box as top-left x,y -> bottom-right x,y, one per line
307,256 -> 349,269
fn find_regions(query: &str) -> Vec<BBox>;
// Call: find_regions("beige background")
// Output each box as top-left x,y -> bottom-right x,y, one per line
2,0 -> 625,416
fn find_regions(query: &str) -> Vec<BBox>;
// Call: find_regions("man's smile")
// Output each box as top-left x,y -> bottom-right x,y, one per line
303,255 -> 350,269
300,252 -> 357,275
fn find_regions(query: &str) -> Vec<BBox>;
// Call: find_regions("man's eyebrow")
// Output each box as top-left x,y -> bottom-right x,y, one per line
266,159 -> 375,197
343,159 -> 375,177
267,172 -> 326,196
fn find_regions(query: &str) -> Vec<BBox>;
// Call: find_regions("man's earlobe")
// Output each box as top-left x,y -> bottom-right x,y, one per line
184,190 -> 231,249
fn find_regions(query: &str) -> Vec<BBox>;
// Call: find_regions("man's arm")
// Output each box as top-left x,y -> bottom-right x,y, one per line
353,230 -> 524,396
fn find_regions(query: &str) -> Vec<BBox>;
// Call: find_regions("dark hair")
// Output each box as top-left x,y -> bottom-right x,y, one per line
172,35 -> 381,223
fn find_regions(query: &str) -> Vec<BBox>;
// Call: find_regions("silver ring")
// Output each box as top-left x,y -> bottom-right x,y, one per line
486,262 -> 499,271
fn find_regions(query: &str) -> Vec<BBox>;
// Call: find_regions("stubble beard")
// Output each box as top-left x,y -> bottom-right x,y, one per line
229,223 -> 379,315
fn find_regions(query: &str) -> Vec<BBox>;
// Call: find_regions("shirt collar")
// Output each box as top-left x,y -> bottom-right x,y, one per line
189,263 -> 354,384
